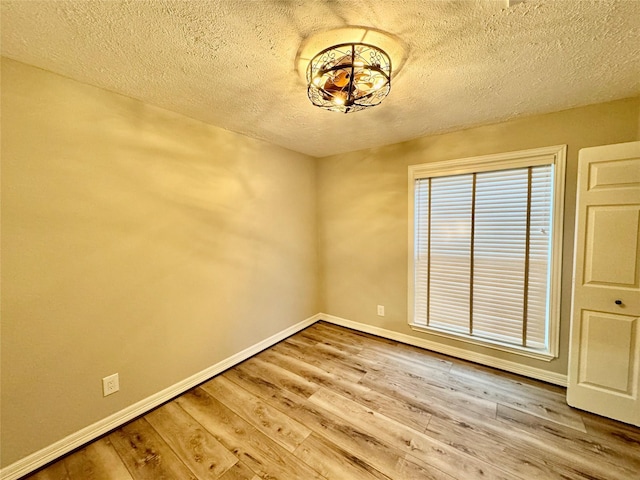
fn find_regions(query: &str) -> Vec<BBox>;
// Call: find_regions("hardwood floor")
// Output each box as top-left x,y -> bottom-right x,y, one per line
25,322 -> 640,480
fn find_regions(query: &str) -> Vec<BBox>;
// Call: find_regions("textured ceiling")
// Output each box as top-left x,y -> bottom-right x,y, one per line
2,0 -> 639,157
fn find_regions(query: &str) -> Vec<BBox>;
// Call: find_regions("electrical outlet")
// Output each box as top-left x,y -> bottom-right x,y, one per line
377,305 -> 385,316
102,373 -> 119,396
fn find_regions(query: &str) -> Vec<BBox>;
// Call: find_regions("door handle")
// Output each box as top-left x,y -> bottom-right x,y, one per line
615,299 -> 623,305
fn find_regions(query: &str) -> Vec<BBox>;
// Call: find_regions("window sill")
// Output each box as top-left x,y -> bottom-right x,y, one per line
409,323 -> 556,362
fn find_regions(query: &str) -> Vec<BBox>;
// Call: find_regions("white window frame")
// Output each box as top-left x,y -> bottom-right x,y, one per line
408,145 -> 567,361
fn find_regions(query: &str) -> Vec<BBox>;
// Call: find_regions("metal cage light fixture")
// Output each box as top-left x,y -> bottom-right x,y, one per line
306,42 -> 392,113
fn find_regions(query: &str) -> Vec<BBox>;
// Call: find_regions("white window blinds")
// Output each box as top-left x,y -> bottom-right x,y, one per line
413,165 -> 553,352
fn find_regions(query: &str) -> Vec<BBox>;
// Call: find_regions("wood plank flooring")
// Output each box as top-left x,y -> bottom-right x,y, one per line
24,322 -> 640,480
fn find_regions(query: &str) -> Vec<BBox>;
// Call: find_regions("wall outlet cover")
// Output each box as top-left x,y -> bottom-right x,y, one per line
102,373 -> 119,396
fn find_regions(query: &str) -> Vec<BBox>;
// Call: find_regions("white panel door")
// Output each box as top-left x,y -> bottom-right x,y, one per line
567,141 -> 640,426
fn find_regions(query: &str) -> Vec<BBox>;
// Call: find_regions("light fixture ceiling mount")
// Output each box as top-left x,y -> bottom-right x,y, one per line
306,42 -> 392,114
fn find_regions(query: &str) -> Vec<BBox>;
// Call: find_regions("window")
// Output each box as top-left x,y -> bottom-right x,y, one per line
408,146 -> 566,360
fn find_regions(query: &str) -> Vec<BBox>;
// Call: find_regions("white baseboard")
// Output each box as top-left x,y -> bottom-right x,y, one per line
2,311 -> 567,479
0,314 -> 320,480
319,313 -> 568,387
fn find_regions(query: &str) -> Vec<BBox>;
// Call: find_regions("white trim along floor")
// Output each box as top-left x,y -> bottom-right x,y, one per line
1,313 -> 567,480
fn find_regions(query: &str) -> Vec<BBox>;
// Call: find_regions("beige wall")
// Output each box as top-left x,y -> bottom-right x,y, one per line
317,97 -> 640,376
0,58 -> 318,466
3,54 -> 639,470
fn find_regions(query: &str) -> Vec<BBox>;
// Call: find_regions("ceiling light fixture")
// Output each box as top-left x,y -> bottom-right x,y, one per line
306,43 -> 391,113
